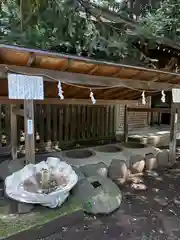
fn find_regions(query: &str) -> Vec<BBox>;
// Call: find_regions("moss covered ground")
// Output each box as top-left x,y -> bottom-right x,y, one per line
0,195 -> 82,238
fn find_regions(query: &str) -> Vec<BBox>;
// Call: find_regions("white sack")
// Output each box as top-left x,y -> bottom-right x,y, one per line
5,158 -> 78,208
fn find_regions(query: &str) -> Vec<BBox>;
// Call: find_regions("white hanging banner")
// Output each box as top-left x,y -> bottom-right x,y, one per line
8,74 -> 44,100
172,88 -> 180,103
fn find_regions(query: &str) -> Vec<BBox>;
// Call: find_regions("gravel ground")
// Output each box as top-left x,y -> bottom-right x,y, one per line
41,160 -> 180,240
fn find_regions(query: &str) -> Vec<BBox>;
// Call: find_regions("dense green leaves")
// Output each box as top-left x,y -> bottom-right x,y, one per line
0,0 -> 141,61
140,0 -> 180,42
0,0 -> 178,63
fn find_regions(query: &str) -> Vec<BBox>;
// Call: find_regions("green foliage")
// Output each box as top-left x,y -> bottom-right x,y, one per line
0,0 -> 140,61
140,0 -> 180,42
1,0 -> 177,63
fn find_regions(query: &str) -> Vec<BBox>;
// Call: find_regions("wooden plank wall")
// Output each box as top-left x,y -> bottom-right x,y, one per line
1,104 -> 11,145
0,104 -> 116,150
33,104 -> 115,148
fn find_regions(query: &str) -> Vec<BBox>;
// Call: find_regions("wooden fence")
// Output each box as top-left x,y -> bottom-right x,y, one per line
0,103 -> 116,151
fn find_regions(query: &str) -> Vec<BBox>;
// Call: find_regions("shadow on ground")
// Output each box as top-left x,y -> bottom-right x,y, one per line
45,161 -> 180,240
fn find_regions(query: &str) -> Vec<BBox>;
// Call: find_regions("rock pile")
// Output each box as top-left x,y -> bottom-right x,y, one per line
107,149 -> 170,189
71,148 -> 170,214
79,162 -> 108,178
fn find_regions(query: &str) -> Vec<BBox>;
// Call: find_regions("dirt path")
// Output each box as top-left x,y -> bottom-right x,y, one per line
44,161 -> 180,240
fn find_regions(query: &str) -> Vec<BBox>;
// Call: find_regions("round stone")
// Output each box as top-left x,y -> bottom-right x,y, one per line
145,153 -> 157,171
129,155 -> 145,173
108,159 -> 128,185
80,162 -> 108,178
72,176 -> 122,215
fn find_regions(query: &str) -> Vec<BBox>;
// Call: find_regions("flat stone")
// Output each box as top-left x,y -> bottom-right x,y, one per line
156,150 -> 169,168
8,158 -> 25,174
8,198 -> 34,214
145,153 -> 157,171
127,175 -> 143,184
174,198 -> 180,205
131,183 -> 147,191
71,166 -> 85,181
154,197 -> 169,207
145,170 -> 159,178
72,176 -> 122,215
0,159 -> 25,180
0,160 -> 11,180
108,159 -> 128,185
17,202 -> 34,214
71,178 -> 93,203
129,155 -> 145,173
0,180 -> 4,197
80,162 -> 108,178
0,188 -> 4,197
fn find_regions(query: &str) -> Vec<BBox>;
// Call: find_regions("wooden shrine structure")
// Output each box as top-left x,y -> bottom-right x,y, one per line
0,44 -> 179,165
135,38 -> 180,72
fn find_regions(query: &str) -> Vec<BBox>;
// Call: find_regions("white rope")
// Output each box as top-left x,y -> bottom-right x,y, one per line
5,65 -> 172,93
7,65 -> 171,104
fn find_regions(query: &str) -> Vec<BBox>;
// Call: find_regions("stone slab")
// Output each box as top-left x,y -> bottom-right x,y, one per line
0,159 -> 25,180
71,166 -> 85,181
156,150 -> 169,168
79,162 -> 108,178
145,153 -> 157,171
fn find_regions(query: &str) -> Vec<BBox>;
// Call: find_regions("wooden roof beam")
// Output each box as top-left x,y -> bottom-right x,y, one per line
0,97 -> 135,105
127,107 -> 170,113
0,64 -> 179,91
26,53 -> 36,67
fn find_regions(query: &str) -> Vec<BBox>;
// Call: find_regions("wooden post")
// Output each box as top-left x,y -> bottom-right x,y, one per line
150,111 -> 153,126
114,104 -> 119,132
10,104 -> 18,160
169,103 -> 178,165
24,100 -> 35,164
124,105 -> 128,143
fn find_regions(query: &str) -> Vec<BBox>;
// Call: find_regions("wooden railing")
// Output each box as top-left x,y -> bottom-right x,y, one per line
0,103 -> 116,152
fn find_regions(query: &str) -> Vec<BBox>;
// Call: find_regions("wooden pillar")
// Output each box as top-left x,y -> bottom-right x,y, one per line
169,103 -> 178,165
150,112 -> 153,126
9,104 -> 19,214
124,105 -> 128,143
114,104 -> 120,132
158,112 -> 161,125
24,100 -> 35,164
10,104 -> 18,160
